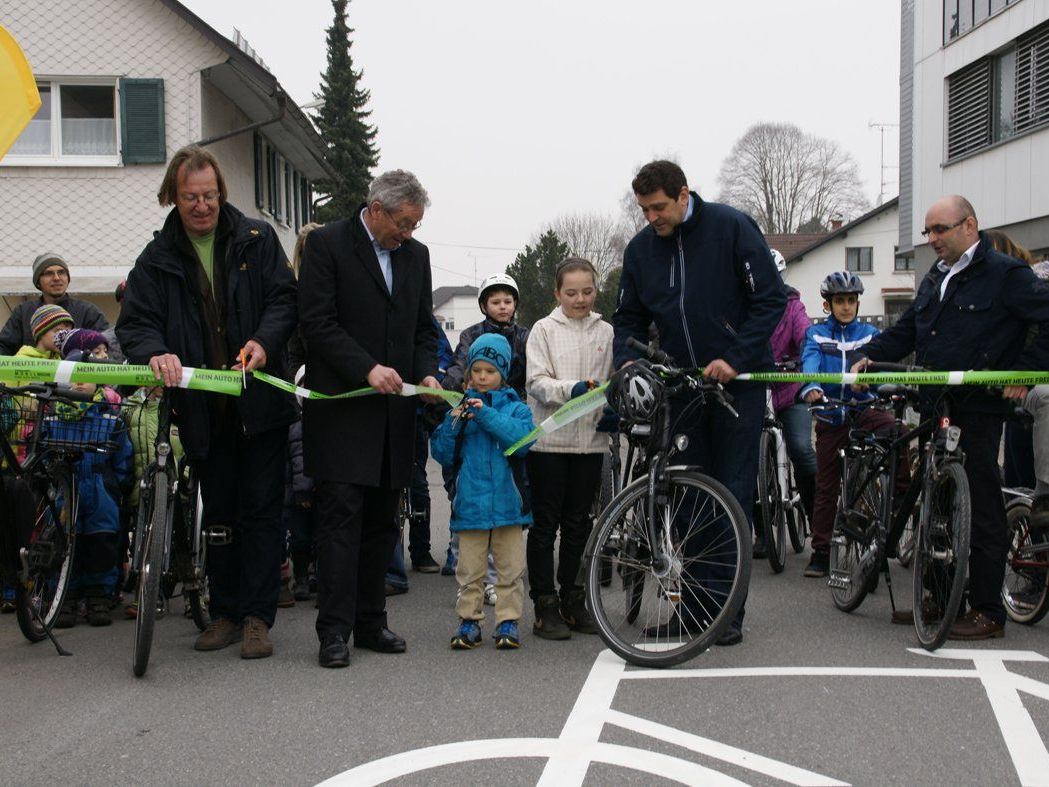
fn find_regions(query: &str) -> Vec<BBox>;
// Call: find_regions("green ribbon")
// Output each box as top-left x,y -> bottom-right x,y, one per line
252,370 -> 465,406
736,370 -> 1049,387
504,381 -> 609,456
0,357 -> 243,396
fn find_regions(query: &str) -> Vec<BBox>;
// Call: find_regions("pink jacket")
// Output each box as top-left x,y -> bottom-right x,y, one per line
769,288 -> 811,413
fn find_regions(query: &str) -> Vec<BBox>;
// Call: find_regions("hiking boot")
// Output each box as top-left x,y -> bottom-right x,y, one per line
194,619 -> 242,651
804,550 -> 829,578
277,584 -> 295,608
532,594 -> 571,640
1031,494 -> 1049,531
451,619 -> 482,650
494,619 -> 521,649
560,589 -> 597,634
86,597 -> 112,627
483,583 -> 497,606
412,554 -> 441,573
55,598 -> 78,629
241,616 -> 273,659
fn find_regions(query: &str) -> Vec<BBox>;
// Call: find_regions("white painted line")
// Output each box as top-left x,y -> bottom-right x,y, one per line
973,656 -> 1049,786
606,709 -> 849,786
54,360 -> 75,385
907,647 -> 1049,663
620,666 -> 977,680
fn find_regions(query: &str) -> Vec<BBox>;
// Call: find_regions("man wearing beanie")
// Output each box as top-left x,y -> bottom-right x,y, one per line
0,252 -> 109,356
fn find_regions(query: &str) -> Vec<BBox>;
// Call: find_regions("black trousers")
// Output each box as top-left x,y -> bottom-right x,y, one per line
196,410 -> 286,627
314,480 -> 400,641
526,451 -> 603,601
954,411 -> 1008,624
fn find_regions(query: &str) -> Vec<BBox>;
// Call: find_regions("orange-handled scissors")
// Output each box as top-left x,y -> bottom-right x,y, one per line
238,348 -> 247,389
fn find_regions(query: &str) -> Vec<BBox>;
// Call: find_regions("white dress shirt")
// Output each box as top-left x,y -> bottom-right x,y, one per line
936,240 -> 979,300
360,208 -> 393,293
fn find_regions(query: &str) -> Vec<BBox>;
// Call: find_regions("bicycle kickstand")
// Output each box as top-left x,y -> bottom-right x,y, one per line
882,560 -> 896,616
34,609 -> 72,656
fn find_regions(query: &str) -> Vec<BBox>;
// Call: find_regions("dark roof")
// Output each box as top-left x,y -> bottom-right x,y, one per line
785,198 -> 900,262
432,285 -> 477,308
764,233 -> 830,260
157,0 -> 336,181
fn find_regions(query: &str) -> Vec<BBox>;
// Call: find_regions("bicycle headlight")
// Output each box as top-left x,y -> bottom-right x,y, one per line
673,434 -> 689,452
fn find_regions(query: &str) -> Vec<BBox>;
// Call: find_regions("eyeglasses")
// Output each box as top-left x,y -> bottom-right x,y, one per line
380,205 -> 422,233
40,267 -> 68,279
920,218 -> 967,237
178,191 -> 220,207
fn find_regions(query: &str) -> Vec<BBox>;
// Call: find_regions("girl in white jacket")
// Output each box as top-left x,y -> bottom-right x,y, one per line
524,257 -> 613,641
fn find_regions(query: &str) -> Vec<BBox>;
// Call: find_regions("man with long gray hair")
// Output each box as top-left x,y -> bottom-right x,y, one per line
298,170 -> 439,668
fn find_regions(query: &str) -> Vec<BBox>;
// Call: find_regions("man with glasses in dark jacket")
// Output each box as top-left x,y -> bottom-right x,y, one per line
853,195 -> 1049,641
117,145 -> 297,660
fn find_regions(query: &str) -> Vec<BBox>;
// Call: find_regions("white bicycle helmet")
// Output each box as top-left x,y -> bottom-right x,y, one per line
770,248 -> 786,273
478,273 -> 519,312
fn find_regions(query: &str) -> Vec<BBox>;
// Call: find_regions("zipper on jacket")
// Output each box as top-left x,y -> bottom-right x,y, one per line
676,235 -> 698,366
669,252 -> 676,289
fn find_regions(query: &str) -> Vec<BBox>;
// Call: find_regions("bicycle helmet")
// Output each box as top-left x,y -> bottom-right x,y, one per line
770,248 -> 786,273
608,362 -> 662,422
477,273 -> 519,312
820,271 -> 864,298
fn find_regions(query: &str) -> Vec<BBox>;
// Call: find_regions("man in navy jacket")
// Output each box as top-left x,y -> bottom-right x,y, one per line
854,195 -> 1049,641
613,160 -> 784,645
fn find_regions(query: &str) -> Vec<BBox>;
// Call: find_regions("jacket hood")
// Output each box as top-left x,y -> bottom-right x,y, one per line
545,305 -> 605,328
151,202 -> 257,275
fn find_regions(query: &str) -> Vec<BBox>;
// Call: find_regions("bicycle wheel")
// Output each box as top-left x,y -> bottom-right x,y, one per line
585,469 -> 750,668
179,476 -> 208,631
786,469 -> 808,554
757,431 -> 787,573
133,472 -> 170,677
896,453 -> 920,567
828,454 -> 882,613
1002,499 -> 1049,625
912,461 -> 970,650
15,466 -> 75,643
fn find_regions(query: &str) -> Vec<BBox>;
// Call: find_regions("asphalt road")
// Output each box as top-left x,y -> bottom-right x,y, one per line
2,459 -> 1048,786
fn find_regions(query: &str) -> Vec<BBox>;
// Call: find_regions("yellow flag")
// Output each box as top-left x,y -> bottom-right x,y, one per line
0,24 -> 41,161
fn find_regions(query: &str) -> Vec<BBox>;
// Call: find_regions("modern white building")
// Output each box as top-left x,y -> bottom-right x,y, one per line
0,0 -> 334,325
432,286 -> 479,349
900,0 -> 1049,271
781,199 -> 912,322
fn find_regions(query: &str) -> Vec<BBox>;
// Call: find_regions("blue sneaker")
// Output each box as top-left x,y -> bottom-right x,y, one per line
1,585 -> 15,614
494,619 -> 520,650
450,619 -> 482,650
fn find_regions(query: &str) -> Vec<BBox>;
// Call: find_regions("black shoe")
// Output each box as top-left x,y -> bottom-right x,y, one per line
643,616 -> 689,638
385,582 -> 408,597
532,594 -> 571,640
319,634 -> 350,668
293,578 -> 311,603
803,550 -> 829,578
412,554 -> 441,574
354,627 -> 407,653
715,625 -> 743,646
560,589 -> 597,634
752,538 -> 768,560
1031,494 -> 1049,531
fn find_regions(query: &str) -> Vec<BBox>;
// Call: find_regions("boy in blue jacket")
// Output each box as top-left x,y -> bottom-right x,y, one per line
799,272 -> 894,578
431,333 -> 534,650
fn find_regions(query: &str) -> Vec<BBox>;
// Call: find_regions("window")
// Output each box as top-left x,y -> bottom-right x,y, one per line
894,252 -> 916,272
944,0 -> 1017,44
6,79 -> 124,165
444,320 -> 455,330
946,20 -> 1049,160
253,132 -> 312,228
846,247 -> 873,273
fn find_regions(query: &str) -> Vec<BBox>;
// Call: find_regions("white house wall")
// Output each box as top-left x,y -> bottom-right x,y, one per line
784,204 -> 905,319
437,294 -> 486,350
912,0 -> 1049,257
0,0 -> 303,317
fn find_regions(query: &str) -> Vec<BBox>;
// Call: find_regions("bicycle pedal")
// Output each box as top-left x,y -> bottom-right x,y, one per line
204,525 -> 233,546
827,569 -> 851,590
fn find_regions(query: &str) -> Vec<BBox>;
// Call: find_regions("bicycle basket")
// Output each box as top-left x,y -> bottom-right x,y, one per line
1,393 -> 133,454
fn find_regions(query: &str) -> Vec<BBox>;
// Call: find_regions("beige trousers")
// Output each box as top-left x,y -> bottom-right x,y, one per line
455,526 -> 525,624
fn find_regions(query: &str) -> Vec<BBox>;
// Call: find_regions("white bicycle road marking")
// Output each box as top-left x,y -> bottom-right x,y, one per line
319,647 -> 1049,786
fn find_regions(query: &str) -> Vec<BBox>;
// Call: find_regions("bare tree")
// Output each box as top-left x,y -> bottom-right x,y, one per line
716,123 -> 870,234
549,212 -> 631,281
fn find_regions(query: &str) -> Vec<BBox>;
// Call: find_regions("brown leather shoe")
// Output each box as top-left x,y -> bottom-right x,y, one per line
891,598 -> 941,625
948,610 -> 1004,640
194,619 -> 242,651
241,616 -> 274,659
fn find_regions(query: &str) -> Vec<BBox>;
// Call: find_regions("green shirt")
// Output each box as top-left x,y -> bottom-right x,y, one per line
189,232 -> 216,290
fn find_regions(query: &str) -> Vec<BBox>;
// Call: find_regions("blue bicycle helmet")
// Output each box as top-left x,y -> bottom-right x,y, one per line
820,271 -> 864,298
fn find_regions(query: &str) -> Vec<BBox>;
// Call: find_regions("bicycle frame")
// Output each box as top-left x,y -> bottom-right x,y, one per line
763,389 -> 799,513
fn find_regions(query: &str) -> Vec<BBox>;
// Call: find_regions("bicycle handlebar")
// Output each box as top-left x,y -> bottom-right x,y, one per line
627,336 -> 675,366
0,381 -> 96,404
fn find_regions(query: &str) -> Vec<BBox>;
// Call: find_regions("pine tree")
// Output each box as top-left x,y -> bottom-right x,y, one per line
505,230 -> 571,328
313,0 -> 379,222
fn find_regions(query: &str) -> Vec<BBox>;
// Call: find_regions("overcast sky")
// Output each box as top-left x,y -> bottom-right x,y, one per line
180,0 -> 901,290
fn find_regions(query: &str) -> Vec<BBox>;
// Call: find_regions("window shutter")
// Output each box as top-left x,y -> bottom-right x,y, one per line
947,59 -> 992,159
119,78 -> 165,164
1014,21 -> 1049,135
253,132 -> 264,208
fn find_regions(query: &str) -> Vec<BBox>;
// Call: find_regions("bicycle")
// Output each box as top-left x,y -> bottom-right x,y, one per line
0,381 -> 127,654
755,360 -> 809,573
1001,486 -> 1049,625
814,363 -> 971,650
583,338 -> 751,668
129,389 -> 207,676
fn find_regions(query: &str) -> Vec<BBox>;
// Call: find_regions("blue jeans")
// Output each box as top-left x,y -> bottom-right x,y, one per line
778,403 -> 817,477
